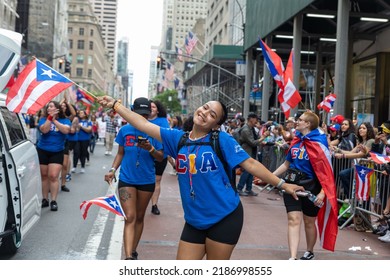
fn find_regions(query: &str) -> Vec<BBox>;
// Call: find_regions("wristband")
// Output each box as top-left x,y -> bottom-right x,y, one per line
47,115 -> 53,121
109,167 -> 116,173
149,147 -> 156,154
276,179 -> 285,190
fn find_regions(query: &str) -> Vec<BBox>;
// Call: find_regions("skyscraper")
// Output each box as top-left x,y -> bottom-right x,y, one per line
89,0 -> 118,69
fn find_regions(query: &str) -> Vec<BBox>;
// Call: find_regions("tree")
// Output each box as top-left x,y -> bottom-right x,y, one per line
153,89 -> 181,116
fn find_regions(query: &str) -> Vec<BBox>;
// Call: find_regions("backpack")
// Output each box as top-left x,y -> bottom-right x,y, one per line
177,130 -> 237,191
232,126 -> 243,143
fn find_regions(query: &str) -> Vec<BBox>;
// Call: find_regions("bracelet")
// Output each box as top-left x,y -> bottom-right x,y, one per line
47,115 -> 53,121
149,147 -> 156,154
276,179 -> 285,190
112,99 -> 121,111
109,167 -> 116,173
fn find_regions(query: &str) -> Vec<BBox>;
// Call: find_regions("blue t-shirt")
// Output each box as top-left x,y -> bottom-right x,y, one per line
115,124 -> 163,185
150,117 -> 170,158
160,127 -> 249,230
286,129 -> 328,179
37,117 -> 71,152
78,119 -> 92,141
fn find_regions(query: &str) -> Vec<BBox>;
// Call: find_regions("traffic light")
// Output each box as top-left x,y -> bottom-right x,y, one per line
64,60 -> 71,73
156,56 -> 161,69
58,58 -> 64,70
161,57 -> 167,70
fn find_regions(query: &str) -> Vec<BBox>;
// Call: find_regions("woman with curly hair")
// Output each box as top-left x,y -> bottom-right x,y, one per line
37,101 -> 71,211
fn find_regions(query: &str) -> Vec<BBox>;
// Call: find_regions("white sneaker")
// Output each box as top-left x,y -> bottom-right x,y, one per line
108,151 -> 112,155
80,168 -> 85,174
71,167 -> 76,173
105,151 -> 109,155
378,230 -> 390,242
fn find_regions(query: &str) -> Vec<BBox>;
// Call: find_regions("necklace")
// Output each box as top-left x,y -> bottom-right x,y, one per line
187,135 -> 207,200
189,131 -> 208,141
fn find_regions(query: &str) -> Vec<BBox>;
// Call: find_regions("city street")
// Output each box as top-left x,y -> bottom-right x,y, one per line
1,142 -> 389,261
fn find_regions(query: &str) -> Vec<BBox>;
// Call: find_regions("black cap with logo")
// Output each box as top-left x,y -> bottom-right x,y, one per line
132,97 -> 151,115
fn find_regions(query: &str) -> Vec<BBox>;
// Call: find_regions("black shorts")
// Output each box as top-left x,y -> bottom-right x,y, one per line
63,140 -> 69,155
180,201 -> 243,245
283,180 -> 322,217
155,157 -> 168,176
37,147 -> 64,165
118,179 -> 155,192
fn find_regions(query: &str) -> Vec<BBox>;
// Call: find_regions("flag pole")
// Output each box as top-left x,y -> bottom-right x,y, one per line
73,82 -> 98,100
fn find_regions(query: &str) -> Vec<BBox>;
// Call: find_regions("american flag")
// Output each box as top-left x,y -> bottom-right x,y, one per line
6,58 -> 73,114
175,44 -> 183,61
369,151 -> 390,164
165,62 -> 174,81
185,31 -> 198,55
80,194 -> 125,220
355,165 -> 374,201
317,93 -> 337,112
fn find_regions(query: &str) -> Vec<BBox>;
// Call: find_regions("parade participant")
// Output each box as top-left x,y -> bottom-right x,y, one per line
273,111 -> 338,260
148,100 -> 170,215
104,97 -> 164,260
98,95 -> 303,260
37,101 -> 71,211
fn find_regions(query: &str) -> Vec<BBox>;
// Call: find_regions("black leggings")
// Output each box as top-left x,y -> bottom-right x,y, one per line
73,140 -> 89,168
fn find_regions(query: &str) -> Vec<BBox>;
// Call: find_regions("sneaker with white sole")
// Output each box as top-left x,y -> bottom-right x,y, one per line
300,251 -> 314,260
71,167 -> 76,173
80,168 -> 85,173
378,230 -> 390,242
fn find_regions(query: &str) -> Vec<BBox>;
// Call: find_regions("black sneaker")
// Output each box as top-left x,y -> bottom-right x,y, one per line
300,251 -> 314,260
131,251 -> 138,260
245,190 -> 258,196
50,200 -> 58,211
61,185 -> 70,192
42,198 -> 49,208
151,205 -> 160,215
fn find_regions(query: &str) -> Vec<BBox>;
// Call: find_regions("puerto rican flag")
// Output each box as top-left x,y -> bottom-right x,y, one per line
6,58 -> 73,114
317,93 -> 337,112
259,39 -> 301,118
76,88 -> 94,106
80,194 -> 125,220
290,129 -> 338,251
355,165 -> 374,201
369,151 -> 390,164
280,49 -> 302,118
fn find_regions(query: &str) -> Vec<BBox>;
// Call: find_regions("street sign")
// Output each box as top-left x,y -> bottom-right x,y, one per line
236,60 -> 246,76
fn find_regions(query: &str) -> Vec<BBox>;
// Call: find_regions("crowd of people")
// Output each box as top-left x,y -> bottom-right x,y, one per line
23,93 -> 390,260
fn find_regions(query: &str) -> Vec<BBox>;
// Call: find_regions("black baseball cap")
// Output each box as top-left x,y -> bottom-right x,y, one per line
133,97 -> 151,115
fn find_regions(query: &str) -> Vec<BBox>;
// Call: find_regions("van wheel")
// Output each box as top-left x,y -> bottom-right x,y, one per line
0,230 -> 21,255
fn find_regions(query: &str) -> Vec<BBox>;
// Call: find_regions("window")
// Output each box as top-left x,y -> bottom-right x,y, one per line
76,68 -> 83,77
90,29 -> 94,36
76,54 -> 84,64
88,55 -> 93,65
77,40 -> 84,49
89,41 -> 93,50
88,69 -> 92,78
68,27 -> 73,34
79,28 -> 84,36
68,39 -> 73,49
0,107 -> 25,147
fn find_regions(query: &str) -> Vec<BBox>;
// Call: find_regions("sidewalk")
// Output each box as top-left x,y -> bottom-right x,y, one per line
138,164 -> 390,260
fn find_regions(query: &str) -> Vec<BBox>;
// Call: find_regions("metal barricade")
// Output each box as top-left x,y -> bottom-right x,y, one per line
336,158 -> 390,230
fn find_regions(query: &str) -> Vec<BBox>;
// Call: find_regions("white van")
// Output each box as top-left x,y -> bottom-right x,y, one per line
0,28 -> 42,254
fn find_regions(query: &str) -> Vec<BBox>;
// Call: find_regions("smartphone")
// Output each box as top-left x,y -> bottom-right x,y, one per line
137,137 -> 147,144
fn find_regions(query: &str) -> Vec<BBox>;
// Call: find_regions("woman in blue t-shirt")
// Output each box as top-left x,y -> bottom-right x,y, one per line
37,101 -> 71,211
99,96 -> 303,260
